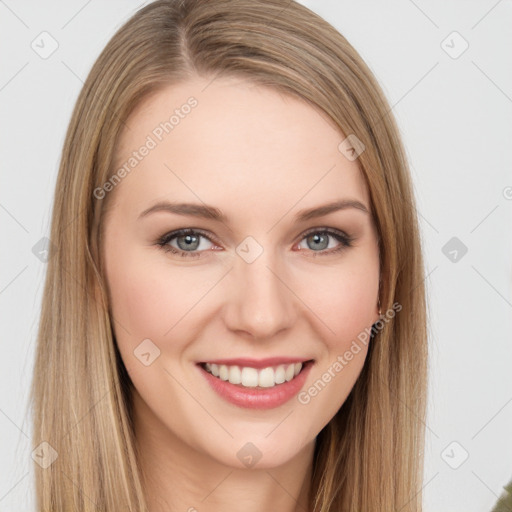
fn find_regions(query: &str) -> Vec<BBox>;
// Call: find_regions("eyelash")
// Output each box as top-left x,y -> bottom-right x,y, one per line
156,227 -> 354,259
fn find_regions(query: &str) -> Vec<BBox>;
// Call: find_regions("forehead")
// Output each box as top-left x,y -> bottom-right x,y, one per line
111,76 -> 370,218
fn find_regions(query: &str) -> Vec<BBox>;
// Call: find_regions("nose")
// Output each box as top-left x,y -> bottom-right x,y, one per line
223,249 -> 296,340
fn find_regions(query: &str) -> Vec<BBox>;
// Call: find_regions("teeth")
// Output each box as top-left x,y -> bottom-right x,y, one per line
274,365 -> 286,384
241,367 -> 259,387
203,362 -> 304,388
229,365 -> 242,384
258,367 -> 275,388
285,364 -> 295,382
219,364 -> 229,381
210,363 -> 219,377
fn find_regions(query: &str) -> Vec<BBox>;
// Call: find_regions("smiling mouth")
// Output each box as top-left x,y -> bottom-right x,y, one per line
199,360 -> 314,389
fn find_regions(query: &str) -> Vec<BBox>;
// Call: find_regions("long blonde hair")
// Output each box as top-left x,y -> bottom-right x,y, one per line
30,0 -> 428,510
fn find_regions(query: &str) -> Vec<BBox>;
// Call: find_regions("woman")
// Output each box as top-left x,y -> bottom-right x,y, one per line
30,0 -> 428,510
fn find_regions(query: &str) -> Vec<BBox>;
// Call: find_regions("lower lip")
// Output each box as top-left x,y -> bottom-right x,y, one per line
197,361 -> 313,410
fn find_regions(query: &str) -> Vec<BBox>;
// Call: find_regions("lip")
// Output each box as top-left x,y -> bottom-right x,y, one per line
196,359 -> 314,410
198,357 -> 310,369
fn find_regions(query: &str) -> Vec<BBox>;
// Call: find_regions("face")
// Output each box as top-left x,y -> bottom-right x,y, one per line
101,76 -> 380,469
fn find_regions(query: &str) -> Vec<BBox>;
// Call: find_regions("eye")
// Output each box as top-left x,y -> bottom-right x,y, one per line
157,228 -> 217,258
156,227 -> 354,258
295,227 -> 354,257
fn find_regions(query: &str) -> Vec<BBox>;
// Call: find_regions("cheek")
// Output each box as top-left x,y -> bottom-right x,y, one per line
109,243 -> 378,357
293,255 -> 378,430
106,248 -> 223,374
108,255 -> 191,343
300,254 -> 379,347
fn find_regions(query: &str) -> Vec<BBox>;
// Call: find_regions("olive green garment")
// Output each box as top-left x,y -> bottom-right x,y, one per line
491,479 -> 512,512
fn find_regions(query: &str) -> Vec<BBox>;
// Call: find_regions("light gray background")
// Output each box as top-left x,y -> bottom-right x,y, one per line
1,1 -> 511,511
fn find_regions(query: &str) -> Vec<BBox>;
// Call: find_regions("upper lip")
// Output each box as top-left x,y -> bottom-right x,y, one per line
198,357 -> 313,369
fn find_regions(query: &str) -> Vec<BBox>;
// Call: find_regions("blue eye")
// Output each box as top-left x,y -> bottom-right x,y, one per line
297,228 -> 354,257
157,229 -> 215,258
157,227 -> 354,258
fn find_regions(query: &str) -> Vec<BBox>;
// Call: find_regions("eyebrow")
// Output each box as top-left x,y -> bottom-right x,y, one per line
138,199 -> 369,223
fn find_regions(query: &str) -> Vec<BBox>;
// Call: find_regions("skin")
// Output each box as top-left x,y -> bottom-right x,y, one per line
101,75 -> 380,512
